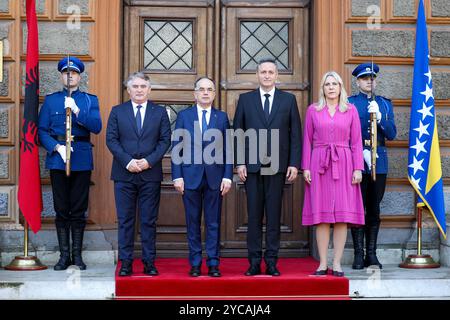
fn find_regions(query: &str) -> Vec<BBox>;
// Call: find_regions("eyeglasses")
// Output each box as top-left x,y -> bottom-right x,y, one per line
195,87 -> 215,93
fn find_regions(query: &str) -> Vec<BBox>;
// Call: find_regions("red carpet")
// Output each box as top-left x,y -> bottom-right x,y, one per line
115,258 -> 349,300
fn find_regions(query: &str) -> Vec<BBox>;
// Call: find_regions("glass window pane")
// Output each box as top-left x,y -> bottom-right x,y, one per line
144,20 -> 193,71
240,21 -> 290,71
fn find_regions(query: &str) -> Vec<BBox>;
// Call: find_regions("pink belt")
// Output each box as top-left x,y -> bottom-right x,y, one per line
313,143 -> 350,180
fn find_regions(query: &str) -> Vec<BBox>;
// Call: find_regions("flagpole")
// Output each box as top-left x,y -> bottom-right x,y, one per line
24,220 -> 28,257
399,204 -> 440,269
4,213 -> 47,271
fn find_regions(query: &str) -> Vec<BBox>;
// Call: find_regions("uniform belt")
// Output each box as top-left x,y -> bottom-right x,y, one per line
51,135 -> 90,142
364,139 -> 384,147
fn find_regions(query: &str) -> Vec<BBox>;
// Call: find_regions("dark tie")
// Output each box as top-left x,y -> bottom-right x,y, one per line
202,109 -> 208,134
264,93 -> 270,120
202,110 -> 208,134
136,105 -> 142,134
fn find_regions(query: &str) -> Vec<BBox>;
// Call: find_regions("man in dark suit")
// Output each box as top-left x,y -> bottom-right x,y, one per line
106,72 -> 171,276
171,77 -> 233,277
233,58 -> 302,276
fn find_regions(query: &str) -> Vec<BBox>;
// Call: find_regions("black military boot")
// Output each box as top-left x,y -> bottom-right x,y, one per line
54,226 -> 72,271
71,226 -> 87,270
351,227 -> 365,269
364,224 -> 383,269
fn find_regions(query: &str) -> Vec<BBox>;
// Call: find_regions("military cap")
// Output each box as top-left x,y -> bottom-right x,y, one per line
352,62 -> 379,78
57,56 -> 85,74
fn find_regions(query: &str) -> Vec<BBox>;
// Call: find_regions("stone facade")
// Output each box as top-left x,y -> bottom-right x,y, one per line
0,0 -> 448,262
347,0 -> 450,261
393,0 -> 416,17
431,0 -> 450,17
0,0 -> 95,233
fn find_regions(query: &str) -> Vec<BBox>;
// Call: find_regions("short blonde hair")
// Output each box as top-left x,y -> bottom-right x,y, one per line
316,71 -> 349,112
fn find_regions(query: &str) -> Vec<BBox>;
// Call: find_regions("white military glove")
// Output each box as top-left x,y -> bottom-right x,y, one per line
363,149 -> 372,169
368,101 -> 381,123
56,145 -> 73,163
64,96 -> 80,115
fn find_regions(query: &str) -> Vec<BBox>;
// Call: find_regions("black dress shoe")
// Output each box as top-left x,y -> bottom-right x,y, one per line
119,260 -> 133,277
143,262 -> 159,276
312,268 -> 329,276
189,266 -> 201,277
208,266 -> 221,277
265,265 -> 281,276
332,269 -> 345,277
244,264 -> 261,276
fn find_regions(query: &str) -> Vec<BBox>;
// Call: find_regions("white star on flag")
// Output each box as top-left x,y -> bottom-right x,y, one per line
417,102 -> 433,121
424,69 -> 432,84
413,120 -> 430,139
408,156 -> 425,175
420,84 -> 434,103
410,176 -> 422,191
410,137 -> 428,157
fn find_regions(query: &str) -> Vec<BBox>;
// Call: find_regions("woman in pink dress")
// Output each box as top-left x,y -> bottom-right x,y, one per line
302,71 -> 364,277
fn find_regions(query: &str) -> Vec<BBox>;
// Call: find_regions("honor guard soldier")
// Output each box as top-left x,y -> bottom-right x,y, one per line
38,57 -> 102,270
348,63 -> 397,269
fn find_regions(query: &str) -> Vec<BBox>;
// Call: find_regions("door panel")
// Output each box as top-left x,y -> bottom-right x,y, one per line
123,0 -> 310,257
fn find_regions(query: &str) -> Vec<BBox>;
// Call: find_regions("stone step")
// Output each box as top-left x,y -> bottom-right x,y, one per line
0,265 -> 115,300
327,248 -> 440,266
346,264 -> 450,299
1,262 -> 450,299
1,247 -> 441,268
1,250 -> 116,268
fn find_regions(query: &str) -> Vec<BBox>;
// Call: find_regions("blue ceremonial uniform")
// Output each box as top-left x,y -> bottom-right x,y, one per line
348,92 -> 397,174
38,88 -> 102,171
37,56 -> 102,271
349,62 -> 398,270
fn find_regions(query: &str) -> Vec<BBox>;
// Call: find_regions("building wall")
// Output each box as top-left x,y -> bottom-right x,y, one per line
313,0 -> 450,252
0,0 -> 448,258
0,0 -> 121,232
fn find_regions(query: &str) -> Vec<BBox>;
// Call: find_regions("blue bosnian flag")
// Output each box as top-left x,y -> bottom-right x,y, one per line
408,0 -> 446,238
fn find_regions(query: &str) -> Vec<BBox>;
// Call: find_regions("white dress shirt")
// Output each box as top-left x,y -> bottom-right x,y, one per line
131,100 -> 147,127
197,105 -> 211,132
259,87 -> 275,114
126,101 -> 148,170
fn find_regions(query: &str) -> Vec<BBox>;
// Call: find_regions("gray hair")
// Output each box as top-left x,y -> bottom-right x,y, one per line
194,76 -> 215,90
124,72 -> 151,88
257,58 -> 278,72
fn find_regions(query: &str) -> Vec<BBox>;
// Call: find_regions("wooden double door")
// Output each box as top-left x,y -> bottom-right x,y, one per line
123,0 -> 310,257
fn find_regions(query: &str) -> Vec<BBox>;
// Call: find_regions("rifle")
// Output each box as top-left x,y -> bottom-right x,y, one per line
65,55 -> 73,177
370,59 -> 377,181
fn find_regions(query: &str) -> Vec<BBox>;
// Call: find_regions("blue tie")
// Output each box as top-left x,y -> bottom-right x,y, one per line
136,105 -> 142,134
202,109 -> 208,134
264,93 -> 270,120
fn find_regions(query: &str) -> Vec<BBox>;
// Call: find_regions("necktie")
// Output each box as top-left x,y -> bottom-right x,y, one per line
202,110 -> 208,134
264,93 -> 270,120
136,105 -> 142,134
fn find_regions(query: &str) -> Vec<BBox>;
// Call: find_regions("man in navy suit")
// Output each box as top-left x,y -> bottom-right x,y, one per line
172,77 -> 233,277
233,58 -> 302,276
38,56 -> 102,271
106,72 -> 171,276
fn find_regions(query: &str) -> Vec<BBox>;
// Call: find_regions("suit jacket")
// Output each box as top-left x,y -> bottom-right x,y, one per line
38,89 -> 102,171
106,100 -> 171,182
233,88 -> 302,173
171,105 -> 233,190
